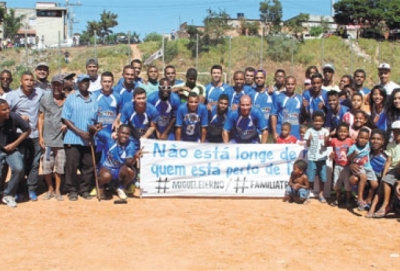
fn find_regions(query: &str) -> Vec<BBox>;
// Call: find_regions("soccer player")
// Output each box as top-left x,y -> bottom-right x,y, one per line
206,94 -> 229,143
113,65 -> 137,106
205,65 -> 230,109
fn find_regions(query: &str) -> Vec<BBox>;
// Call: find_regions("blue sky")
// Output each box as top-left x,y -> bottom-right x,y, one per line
9,0 -> 333,38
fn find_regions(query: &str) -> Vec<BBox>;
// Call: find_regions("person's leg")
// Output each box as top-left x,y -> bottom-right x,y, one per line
367,183 -> 383,217
375,182 -> 392,216
26,138 -> 42,199
53,148 -> 65,200
42,147 -> 55,200
357,173 -> 368,205
97,167 -> 112,199
3,151 -> 24,196
119,165 -> 135,188
366,180 -> 379,204
64,145 -> 81,200
317,161 -> 327,202
78,146 -> 94,198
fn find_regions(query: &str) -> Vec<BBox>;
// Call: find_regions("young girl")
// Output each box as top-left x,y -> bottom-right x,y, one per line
304,111 -> 330,203
369,85 -> 387,130
349,110 -> 375,140
297,124 -> 308,160
329,122 -> 354,207
348,128 -> 378,211
385,88 -> 400,138
343,93 -> 363,128
365,129 -> 387,217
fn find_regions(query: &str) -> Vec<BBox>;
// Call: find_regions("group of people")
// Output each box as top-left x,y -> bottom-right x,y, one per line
0,58 -> 399,219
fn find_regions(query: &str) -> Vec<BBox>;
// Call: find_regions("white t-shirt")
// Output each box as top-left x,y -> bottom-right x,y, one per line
304,127 -> 329,161
88,76 -> 102,92
382,81 -> 400,95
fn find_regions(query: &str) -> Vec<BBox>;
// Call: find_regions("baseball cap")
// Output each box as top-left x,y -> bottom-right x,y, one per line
392,120 -> 400,129
86,58 -> 98,66
378,63 -> 391,70
63,72 -> 76,80
322,63 -> 335,72
36,62 -> 49,70
77,74 -> 90,83
51,74 -> 64,84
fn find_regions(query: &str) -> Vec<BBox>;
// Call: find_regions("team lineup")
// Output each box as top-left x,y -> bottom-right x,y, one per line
0,58 -> 399,219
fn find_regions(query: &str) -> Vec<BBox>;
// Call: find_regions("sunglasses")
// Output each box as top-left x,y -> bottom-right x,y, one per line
159,86 -> 171,90
0,77 -> 11,81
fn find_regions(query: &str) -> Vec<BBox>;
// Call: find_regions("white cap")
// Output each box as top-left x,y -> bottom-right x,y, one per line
378,63 -> 391,70
392,120 -> 400,129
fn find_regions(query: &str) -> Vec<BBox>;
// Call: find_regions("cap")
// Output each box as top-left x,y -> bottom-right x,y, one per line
378,63 -> 391,70
36,62 -> 49,70
77,74 -> 90,83
392,120 -> 400,129
304,79 -> 311,85
322,63 -> 335,72
51,74 -> 64,84
86,58 -> 98,66
63,72 -> 76,80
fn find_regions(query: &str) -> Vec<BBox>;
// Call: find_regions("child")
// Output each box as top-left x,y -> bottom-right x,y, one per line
349,110 -> 374,140
297,124 -> 308,159
348,127 -> 378,211
343,93 -> 363,128
368,121 -> 400,218
329,122 -> 354,207
276,122 -> 297,144
325,90 -> 349,137
283,160 -> 310,204
369,85 -> 387,130
304,111 -> 330,203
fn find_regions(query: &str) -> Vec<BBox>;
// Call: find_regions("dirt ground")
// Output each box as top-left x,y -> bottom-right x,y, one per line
1,192 -> 400,271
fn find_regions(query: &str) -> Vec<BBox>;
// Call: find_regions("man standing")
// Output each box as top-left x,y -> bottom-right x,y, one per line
270,69 -> 286,95
62,74 -> 98,201
7,71 -> 44,201
147,78 -> 181,140
120,87 -> 158,151
0,99 -> 31,208
164,65 -> 183,86
114,65 -> 136,105
244,67 -> 256,92
206,93 -> 229,143
378,63 -> 400,95
175,92 -> 208,142
0,69 -> 12,99
322,63 -> 340,92
34,62 -> 52,92
205,65 -> 230,109
223,95 -> 268,144
38,75 -> 67,201
173,68 -> 206,103
353,69 -> 370,96
86,58 -> 102,92
131,59 -> 144,83
139,65 -> 159,95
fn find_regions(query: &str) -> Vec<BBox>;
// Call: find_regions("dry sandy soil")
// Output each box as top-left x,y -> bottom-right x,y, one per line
1,193 -> 400,271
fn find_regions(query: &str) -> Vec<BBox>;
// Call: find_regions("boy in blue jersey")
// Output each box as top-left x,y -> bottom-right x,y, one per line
324,90 -> 349,137
96,124 -> 140,200
270,76 -> 302,141
113,65 -> 136,106
205,65 -> 230,110
223,95 -> 268,144
225,71 -> 247,110
301,73 -> 328,124
147,78 -> 181,140
120,87 -> 158,150
206,94 -> 229,143
175,92 -> 208,142
248,69 -> 273,140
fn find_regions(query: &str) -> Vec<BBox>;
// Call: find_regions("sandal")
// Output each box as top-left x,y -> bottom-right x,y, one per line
319,196 -> 326,203
330,200 -> 338,207
373,207 -> 389,218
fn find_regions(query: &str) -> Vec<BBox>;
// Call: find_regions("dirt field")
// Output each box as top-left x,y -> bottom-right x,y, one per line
1,194 -> 399,271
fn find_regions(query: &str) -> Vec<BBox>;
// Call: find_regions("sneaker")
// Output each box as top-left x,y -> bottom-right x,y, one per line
358,202 -> 369,211
68,192 -> 78,201
2,195 -> 17,208
54,193 -> 64,201
42,192 -> 54,200
116,188 -> 127,200
29,191 -> 38,201
80,192 -> 93,200
89,187 -> 97,196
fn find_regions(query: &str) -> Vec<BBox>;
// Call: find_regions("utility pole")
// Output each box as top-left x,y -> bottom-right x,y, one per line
65,0 -> 81,39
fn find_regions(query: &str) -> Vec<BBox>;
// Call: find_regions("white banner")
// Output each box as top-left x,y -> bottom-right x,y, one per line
140,139 -> 323,197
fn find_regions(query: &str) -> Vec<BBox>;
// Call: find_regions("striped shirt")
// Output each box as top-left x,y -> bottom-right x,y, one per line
62,91 -> 98,146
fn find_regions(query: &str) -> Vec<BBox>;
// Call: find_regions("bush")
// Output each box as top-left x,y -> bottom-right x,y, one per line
266,35 -> 299,62
144,32 -> 162,43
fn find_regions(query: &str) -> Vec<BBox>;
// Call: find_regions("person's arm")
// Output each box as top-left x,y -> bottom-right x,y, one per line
200,127 -> 207,143
63,119 -> 90,141
382,156 -> 392,177
302,175 -> 310,189
222,130 -> 230,143
160,117 -> 176,140
4,127 -> 31,152
270,115 -> 278,142
112,113 -> 121,131
141,122 -> 156,139
175,127 -> 182,141
260,129 -> 268,144
38,111 -> 45,149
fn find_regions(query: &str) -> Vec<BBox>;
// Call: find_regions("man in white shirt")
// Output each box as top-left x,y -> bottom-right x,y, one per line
86,58 -> 102,92
378,63 -> 400,95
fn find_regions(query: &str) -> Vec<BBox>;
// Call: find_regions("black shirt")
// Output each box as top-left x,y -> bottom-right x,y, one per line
0,112 -> 30,150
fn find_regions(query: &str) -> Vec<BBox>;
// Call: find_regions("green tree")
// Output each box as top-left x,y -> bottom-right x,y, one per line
203,8 -> 232,45
98,10 -> 118,38
185,25 -> 208,57
334,0 -> 400,29
143,32 -> 162,42
3,9 -> 25,40
239,19 -> 260,36
259,0 -> 282,28
285,13 -> 309,34
266,35 -> 299,62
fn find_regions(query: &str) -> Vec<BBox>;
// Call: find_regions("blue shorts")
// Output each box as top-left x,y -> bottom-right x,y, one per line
307,160 -> 327,183
102,167 -> 120,181
285,186 -> 310,199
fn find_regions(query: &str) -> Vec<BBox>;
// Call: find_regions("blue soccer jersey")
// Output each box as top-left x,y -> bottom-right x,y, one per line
147,91 -> 181,135
97,132 -> 136,169
302,89 -> 328,121
205,83 -> 230,105
92,90 -> 122,133
225,86 -> 248,107
370,152 -> 387,179
223,107 -> 268,143
248,89 -> 274,128
371,109 -> 387,131
271,92 -> 302,139
206,104 -> 229,143
324,105 -> 349,133
176,103 -> 208,142
120,102 -> 158,145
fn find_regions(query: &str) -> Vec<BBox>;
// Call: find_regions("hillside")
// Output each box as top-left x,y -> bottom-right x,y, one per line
2,36 -> 400,91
